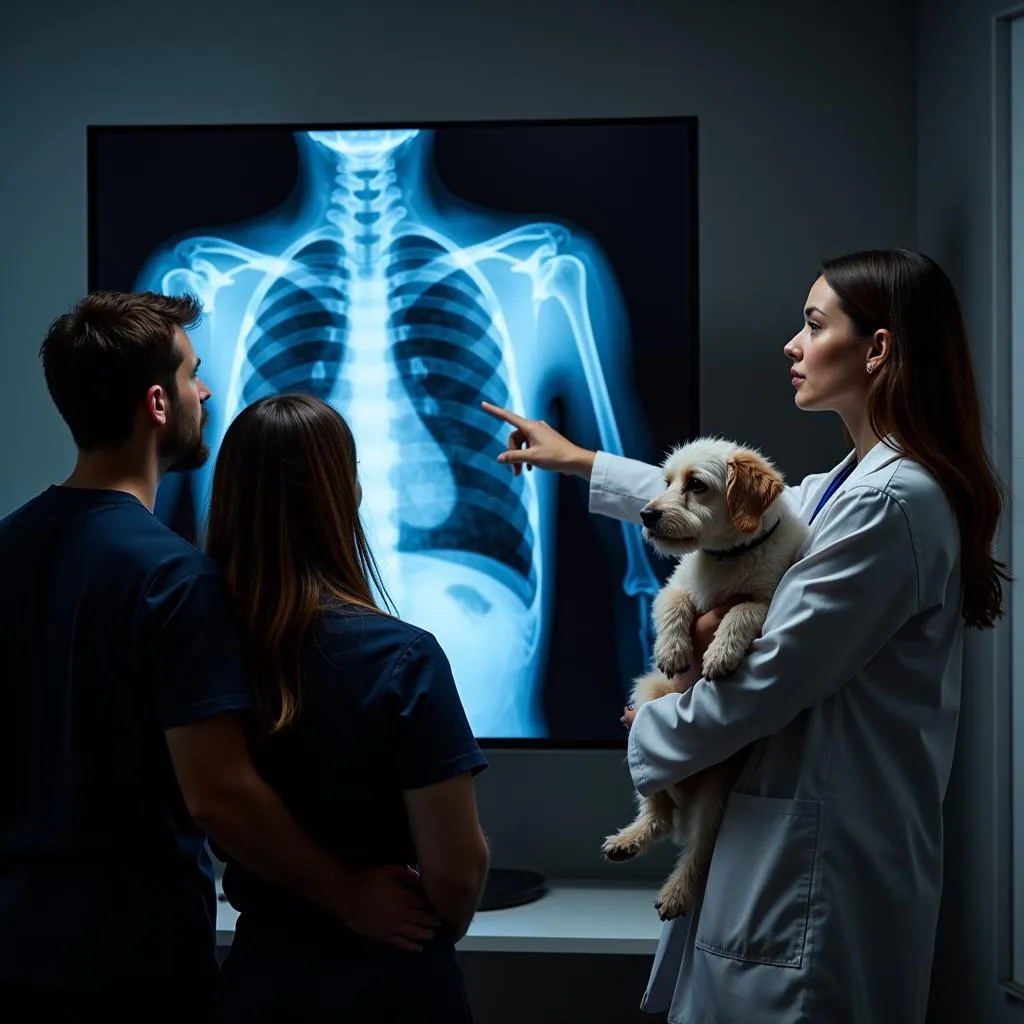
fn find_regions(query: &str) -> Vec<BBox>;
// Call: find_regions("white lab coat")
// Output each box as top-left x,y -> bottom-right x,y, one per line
589,440 -> 963,1024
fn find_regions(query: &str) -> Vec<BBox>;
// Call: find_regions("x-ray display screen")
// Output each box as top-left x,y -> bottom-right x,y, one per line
88,118 -> 698,747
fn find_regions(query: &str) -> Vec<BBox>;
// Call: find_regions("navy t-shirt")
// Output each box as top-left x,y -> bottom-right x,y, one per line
0,485 -> 253,992
221,607 -> 488,923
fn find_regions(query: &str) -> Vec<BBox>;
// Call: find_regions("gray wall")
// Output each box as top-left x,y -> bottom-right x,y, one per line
0,0 -> 932,1019
918,0 -> 1024,1021
0,0 -> 916,877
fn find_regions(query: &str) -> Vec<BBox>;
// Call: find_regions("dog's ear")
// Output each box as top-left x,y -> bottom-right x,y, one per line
725,451 -> 784,534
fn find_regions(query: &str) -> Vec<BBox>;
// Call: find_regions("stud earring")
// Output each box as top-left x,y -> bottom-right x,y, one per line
867,362 -> 877,374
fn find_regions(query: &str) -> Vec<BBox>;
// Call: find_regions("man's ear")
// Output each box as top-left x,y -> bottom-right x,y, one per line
145,383 -> 170,427
725,450 -> 784,534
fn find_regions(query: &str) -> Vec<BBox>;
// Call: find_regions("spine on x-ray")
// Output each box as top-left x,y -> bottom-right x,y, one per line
238,154 -> 538,610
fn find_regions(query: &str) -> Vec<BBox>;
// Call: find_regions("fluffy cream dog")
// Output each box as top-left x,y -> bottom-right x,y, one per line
602,437 -> 808,920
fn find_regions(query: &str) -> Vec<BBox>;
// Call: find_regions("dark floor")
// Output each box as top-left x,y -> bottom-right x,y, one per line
458,950 -> 666,1024
214,941 -> 665,1022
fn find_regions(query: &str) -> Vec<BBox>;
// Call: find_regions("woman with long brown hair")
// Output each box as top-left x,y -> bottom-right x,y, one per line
482,249 -> 1009,1024
205,394 -> 490,1024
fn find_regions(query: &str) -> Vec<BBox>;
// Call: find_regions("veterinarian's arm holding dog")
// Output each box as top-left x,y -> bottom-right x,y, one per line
625,486 -> 918,794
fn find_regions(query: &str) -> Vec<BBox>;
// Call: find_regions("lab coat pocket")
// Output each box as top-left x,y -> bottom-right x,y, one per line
694,792 -> 820,969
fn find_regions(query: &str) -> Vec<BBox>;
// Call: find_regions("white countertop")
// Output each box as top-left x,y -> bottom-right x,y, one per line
217,878 -> 664,956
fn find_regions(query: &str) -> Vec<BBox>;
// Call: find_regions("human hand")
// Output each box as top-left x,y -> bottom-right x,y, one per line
338,864 -> 441,953
621,704 -> 638,731
480,401 -> 596,479
622,598 -> 751,732
693,597 -> 750,661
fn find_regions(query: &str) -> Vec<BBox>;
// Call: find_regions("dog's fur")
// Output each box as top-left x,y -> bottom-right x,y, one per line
601,437 -> 808,920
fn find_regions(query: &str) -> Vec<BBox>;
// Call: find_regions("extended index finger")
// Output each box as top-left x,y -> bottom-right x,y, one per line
481,401 -> 529,430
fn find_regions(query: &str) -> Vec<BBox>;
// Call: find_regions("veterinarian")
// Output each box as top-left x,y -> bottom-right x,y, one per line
482,248 -> 1008,1024
205,395 -> 490,1024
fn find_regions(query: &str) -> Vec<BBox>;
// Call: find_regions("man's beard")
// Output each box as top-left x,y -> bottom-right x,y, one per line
162,402 -> 209,474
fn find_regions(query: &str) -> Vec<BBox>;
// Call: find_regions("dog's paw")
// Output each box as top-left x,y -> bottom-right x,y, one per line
654,634 -> 693,679
602,833 -> 642,862
701,635 -> 746,679
654,881 -> 693,922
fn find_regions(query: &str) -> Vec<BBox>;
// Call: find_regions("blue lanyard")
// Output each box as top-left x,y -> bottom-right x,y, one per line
809,462 -> 856,525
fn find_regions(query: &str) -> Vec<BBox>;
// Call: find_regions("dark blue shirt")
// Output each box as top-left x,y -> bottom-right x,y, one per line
222,607 -> 488,919
0,486 -> 253,992
217,608 -> 487,1020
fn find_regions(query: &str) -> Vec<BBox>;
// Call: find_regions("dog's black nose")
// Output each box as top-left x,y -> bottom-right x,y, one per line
640,507 -> 662,529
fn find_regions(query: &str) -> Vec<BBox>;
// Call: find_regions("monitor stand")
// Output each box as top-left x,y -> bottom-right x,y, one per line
478,867 -> 548,911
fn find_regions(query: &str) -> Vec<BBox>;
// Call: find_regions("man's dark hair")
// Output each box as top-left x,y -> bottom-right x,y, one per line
40,291 -> 202,450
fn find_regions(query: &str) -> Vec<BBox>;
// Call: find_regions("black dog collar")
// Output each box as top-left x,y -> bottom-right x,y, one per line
702,517 -> 782,558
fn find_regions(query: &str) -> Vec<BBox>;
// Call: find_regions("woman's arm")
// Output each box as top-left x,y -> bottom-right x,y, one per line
481,400 -> 830,525
403,774 -> 490,942
481,402 -> 665,523
391,633 -> 491,941
627,485 -> 921,796
588,450 -> 667,523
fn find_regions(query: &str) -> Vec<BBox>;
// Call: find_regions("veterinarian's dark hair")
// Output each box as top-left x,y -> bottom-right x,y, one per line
821,248 -> 1010,630
205,394 -> 394,734
40,291 -> 200,450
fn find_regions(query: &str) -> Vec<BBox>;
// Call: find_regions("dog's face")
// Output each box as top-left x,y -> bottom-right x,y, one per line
639,438 -> 785,556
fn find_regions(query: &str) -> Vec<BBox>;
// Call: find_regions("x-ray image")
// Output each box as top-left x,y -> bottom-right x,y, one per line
89,118 -> 698,745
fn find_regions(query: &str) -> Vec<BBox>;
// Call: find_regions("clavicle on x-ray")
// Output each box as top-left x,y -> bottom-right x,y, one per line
128,126 -> 677,741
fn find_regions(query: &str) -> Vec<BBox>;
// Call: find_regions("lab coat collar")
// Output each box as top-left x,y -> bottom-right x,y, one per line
845,434 -> 903,486
818,434 -> 901,491
803,434 -> 902,540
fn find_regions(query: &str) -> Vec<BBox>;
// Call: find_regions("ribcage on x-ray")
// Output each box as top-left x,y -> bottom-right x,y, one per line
387,234 -> 537,602
241,238 -> 351,405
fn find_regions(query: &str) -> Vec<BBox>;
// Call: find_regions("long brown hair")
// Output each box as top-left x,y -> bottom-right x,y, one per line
205,394 -> 392,732
821,249 -> 1010,629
